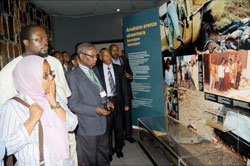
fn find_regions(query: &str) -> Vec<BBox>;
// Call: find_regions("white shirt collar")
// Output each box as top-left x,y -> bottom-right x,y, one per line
103,63 -> 113,70
112,58 -> 121,65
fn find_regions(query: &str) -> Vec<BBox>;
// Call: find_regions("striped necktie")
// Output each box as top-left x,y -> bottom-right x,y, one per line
108,67 -> 116,95
89,69 -> 94,79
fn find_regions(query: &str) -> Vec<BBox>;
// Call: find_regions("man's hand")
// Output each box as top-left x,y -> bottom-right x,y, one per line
96,106 -> 111,116
125,72 -> 132,79
29,103 -> 43,124
107,101 -> 114,111
124,106 -> 130,111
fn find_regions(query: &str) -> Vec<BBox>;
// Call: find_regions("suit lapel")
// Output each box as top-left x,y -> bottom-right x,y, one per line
75,66 -> 100,94
97,65 -> 107,92
113,65 -> 119,85
93,67 -> 106,92
119,56 -> 124,66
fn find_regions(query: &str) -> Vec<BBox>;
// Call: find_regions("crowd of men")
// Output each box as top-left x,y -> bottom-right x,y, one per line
0,24 -> 135,166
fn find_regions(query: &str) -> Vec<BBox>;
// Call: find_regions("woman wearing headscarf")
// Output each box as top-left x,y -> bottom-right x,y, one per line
0,56 -> 78,165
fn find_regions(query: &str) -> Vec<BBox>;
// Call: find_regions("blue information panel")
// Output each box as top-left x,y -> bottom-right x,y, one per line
123,8 -> 165,125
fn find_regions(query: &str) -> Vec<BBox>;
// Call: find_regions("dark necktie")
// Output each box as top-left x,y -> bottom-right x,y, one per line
108,67 -> 116,95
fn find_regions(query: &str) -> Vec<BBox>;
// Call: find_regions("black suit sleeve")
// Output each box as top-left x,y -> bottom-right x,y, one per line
120,67 -> 130,107
121,56 -> 133,82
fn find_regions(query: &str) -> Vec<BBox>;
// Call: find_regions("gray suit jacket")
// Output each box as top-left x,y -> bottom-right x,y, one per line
66,66 -> 107,136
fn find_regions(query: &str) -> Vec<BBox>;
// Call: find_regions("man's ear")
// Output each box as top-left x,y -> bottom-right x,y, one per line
78,53 -> 83,60
99,55 -> 103,61
23,39 -> 29,47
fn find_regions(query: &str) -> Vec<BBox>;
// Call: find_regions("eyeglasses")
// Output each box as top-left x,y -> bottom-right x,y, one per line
29,37 -> 51,43
81,52 -> 98,58
43,70 -> 55,80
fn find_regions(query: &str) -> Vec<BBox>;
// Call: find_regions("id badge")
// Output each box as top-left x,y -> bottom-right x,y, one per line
100,91 -> 107,98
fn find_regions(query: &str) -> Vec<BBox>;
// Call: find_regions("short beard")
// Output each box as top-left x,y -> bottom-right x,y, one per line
38,49 -> 48,58
113,54 -> 119,59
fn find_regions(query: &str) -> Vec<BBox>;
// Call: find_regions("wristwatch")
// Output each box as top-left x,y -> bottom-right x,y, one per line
51,102 -> 61,109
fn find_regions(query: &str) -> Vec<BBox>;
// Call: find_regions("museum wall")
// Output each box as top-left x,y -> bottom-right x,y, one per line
52,14 -> 123,53
52,13 -> 131,54
0,0 -> 52,70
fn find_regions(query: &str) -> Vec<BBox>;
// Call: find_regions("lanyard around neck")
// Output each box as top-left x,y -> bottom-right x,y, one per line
84,70 -> 102,92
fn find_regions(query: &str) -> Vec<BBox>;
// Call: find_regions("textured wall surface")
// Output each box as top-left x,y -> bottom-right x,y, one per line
0,0 -> 51,70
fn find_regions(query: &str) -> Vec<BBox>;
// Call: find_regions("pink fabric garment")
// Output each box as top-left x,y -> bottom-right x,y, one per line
12,55 -> 69,164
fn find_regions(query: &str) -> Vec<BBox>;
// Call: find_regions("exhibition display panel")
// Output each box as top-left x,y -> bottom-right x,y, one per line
138,116 -> 224,166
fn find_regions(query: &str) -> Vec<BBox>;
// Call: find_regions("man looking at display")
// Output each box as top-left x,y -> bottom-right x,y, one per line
109,44 -> 135,143
67,43 -> 114,166
97,48 -> 130,160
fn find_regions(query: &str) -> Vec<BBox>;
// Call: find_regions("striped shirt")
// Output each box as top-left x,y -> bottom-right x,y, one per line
0,93 -> 78,166
0,55 -> 72,107
0,139 -> 4,166
103,63 -> 116,97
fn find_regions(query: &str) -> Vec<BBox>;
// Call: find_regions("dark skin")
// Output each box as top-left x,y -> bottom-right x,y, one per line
22,27 -> 67,134
25,61 -> 66,135
63,52 -> 70,65
21,27 -> 49,134
71,57 -> 79,68
79,46 -> 114,116
54,52 -> 63,64
100,49 -> 130,111
110,44 -> 132,79
23,27 -> 49,57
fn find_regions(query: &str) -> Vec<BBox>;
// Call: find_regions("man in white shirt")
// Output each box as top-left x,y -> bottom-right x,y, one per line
109,44 -> 135,143
97,48 -> 130,160
0,24 -> 77,166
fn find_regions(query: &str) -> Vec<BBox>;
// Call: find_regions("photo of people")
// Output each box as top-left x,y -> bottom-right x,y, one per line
163,57 -> 176,87
176,55 -> 199,90
166,87 -> 179,120
159,0 -> 250,57
204,50 -> 250,103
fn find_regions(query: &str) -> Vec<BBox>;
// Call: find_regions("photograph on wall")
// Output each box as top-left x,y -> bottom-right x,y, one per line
158,0 -> 250,57
176,54 -> 199,90
203,50 -> 250,109
166,87 -> 179,120
163,56 -> 177,88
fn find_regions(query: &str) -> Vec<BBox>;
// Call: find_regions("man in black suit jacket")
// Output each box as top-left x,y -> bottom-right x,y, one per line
67,43 -> 114,166
97,48 -> 130,160
109,44 -> 135,143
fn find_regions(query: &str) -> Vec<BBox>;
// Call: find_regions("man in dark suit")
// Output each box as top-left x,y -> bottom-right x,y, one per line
109,44 -> 135,143
67,43 -> 114,166
97,48 -> 130,160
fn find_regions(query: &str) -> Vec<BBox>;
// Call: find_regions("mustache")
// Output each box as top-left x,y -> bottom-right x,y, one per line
38,47 -> 49,57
